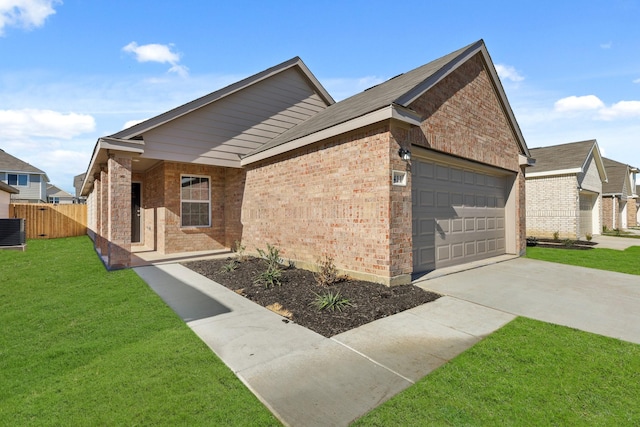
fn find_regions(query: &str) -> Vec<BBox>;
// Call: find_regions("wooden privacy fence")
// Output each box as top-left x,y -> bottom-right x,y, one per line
9,203 -> 87,239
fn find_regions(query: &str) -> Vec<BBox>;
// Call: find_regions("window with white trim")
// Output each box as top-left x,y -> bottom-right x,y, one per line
180,175 -> 211,227
8,174 -> 28,186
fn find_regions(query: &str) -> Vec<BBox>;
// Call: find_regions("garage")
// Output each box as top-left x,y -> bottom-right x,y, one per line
412,157 -> 509,273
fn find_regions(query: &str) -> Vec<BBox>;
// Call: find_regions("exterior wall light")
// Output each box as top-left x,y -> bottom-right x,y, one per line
398,148 -> 411,161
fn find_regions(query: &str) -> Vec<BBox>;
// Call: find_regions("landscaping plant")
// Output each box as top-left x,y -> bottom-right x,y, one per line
310,290 -> 352,312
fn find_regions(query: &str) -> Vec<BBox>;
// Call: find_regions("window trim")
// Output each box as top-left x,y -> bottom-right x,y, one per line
8,173 -> 29,187
180,174 -> 211,228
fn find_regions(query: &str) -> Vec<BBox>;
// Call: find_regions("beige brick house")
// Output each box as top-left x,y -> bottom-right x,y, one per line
80,40 -> 532,284
526,140 -> 607,239
602,158 -> 639,230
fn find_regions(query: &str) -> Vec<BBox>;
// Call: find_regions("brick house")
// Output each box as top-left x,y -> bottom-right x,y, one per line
80,40 -> 532,284
602,158 -> 639,230
525,140 -> 607,239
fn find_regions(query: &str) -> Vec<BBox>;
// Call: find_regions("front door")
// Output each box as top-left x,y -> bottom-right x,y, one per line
131,183 -> 141,244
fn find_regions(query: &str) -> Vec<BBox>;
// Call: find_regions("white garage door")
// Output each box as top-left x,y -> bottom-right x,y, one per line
412,159 -> 508,273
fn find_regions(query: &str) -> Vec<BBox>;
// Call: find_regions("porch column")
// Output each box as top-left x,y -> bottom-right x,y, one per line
99,165 -> 109,255
93,172 -> 102,252
107,154 -> 132,269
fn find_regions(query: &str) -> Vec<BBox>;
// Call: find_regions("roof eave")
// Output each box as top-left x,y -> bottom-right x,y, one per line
241,104 -> 421,166
80,138 -> 145,196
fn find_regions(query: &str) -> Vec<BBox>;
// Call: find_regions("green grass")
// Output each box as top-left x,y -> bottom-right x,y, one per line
354,317 -> 640,426
0,237 -> 279,426
526,246 -> 640,275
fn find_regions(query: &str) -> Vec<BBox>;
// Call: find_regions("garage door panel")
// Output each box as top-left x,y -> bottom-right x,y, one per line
413,159 -> 509,272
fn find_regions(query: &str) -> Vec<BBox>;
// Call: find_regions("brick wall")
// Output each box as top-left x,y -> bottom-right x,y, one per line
627,197 -> 638,227
241,124 -> 401,284
408,53 -> 520,173
526,175 -> 579,238
224,168 -> 246,248
107,154 -> 131,268
602,196 -> 616,231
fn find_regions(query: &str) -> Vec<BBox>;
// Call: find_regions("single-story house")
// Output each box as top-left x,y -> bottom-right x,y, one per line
602,158 -> 639,230
0,149 -> 49,203
0,181 -> 19,218
525,140 -> 607,239
47,184 -> 75,204
80,39 -> 532,285
637,185 -> 640,226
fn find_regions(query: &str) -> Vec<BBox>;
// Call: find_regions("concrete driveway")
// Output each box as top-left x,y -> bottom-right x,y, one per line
415,257 -> 640,344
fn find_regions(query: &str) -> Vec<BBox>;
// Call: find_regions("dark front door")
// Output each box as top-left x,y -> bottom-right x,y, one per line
131,183 -> 141,244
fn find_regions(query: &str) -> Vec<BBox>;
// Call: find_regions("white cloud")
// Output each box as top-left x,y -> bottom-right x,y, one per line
633,78 -> 640,84
123,118 -> 147,129
0,108 -> 95,139
123,41 -> 189,77
554,95 -> 605,112
495,64 -> 524,82
0,0 -> 60,35
598,100 -> 640,120
600,42 -> 613,49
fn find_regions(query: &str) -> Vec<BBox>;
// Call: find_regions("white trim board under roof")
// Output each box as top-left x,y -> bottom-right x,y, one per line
242,39 -> 530,165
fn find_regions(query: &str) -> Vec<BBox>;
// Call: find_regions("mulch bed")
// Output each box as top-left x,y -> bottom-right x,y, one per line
182,257 -> 440,338
528,238 -> 598,250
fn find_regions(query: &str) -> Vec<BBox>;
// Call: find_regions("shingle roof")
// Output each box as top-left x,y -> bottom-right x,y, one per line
46,184 -> 73,198
603,157 -> 630,194
246,39 -> 528,160
0,149 -> 47,175
0,181 -> 18,194
528,140 -> 597,173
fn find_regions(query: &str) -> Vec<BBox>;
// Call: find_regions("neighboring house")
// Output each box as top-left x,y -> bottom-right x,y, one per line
73,173 -> 87,204
602,158 -> 639,230
80,39 -> 532,284
0,149 -> 49,203
525,140 -> 607,239
0,181 -> 19,218
637,185 -> 640,226
46,184 -> 75,204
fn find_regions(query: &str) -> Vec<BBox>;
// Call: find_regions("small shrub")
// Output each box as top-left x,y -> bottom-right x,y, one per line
234,240 -> 247,262
603,225 -> 609,233
553,231 -> 560,240
614,228 -> 621,236
221,260 -> 238,272
254,265 -> 282,288
526,236 -> 538,247
315,255 -> 341,286
563,239 -> 576,247
310,291 -> 352,312
585,233 -> 593,241
257,243 -> 282,269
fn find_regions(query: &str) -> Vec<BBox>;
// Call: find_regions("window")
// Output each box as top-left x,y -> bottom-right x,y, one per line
49,197 -> 60,204
8,174 -> 28,186
181,175 -> 210,227
392,170 -> 407,186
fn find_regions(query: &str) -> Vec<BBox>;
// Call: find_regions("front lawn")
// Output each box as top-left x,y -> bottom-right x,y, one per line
0,237 -> 278,426
354,317 -> 640,426
526,246 -> 640,275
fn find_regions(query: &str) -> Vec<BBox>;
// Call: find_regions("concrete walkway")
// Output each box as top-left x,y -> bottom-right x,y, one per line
592,234 -> 640,250
134,263 -> 514,427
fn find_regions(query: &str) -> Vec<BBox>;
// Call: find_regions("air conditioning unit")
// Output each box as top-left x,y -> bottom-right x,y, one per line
0,218 -> 26,246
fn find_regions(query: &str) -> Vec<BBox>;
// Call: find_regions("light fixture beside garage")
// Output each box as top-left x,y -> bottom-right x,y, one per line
398,148 -> 411,161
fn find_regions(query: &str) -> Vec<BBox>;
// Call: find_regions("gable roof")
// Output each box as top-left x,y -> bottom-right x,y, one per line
81,57 -> 333,196
602,157 -> 638,195
47,184 -> 74,198
526,140 -> 607,181
0,181 -> 18,194
110,57 -> 335,141
242,39 -> 530,165
0,149 -> 48,179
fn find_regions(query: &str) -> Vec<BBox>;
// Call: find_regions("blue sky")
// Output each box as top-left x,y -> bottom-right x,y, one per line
1,0 -> 639,193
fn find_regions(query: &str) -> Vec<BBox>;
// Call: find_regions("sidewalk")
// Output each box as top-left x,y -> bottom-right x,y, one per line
134,263 -> 514,427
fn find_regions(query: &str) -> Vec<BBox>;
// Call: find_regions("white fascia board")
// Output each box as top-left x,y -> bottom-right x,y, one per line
526,167 -> 582,178
80,138 -> 145,196
519,154 -> 535,167
241,105 -> 421,166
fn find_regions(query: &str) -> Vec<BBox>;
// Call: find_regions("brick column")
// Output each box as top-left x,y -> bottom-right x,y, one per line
107,154 -> 132,269
99,166 -> 109,255
93,173 -> 102,253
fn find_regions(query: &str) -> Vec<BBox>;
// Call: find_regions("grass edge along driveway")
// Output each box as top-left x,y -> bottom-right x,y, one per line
0,237 -> 279,426
356,245 -> 640,425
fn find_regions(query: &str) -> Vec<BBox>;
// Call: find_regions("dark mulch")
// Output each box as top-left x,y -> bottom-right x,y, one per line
182,257 -> 440,338
527,238 -> 597,250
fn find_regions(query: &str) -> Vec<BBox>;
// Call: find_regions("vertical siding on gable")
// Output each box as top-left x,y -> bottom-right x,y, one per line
409,53 -> 520,172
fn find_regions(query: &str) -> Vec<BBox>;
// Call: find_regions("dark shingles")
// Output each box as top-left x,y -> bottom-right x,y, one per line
528,140 -> 596,174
